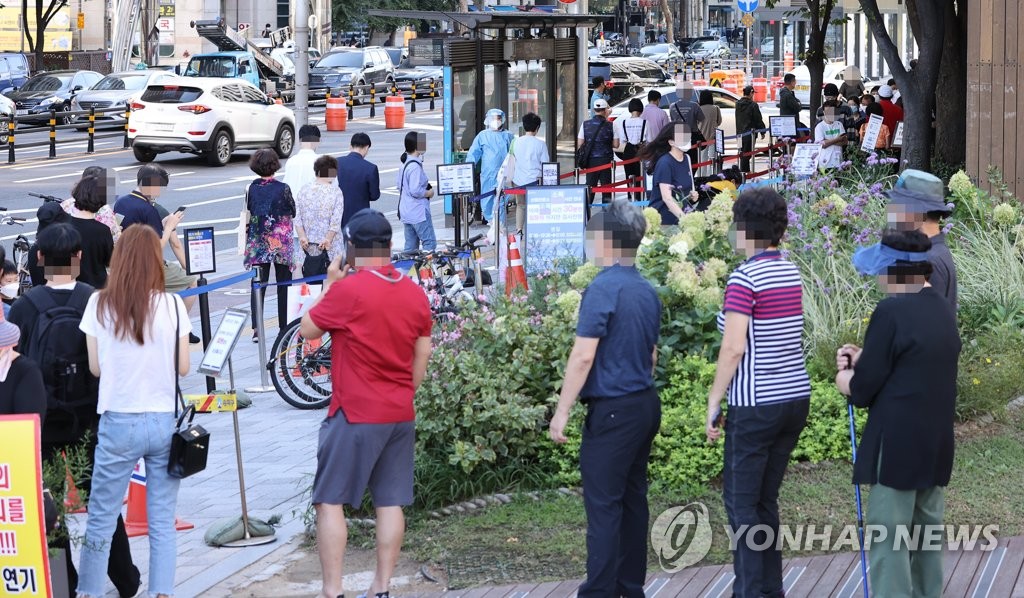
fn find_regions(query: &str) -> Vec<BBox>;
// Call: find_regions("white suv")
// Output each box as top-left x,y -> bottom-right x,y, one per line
128,77 -> 295,166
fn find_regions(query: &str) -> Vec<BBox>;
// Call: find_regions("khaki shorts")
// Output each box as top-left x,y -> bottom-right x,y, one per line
164,261 -> 197,294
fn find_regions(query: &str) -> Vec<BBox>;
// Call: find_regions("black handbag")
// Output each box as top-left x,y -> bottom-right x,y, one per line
302,248 -> 330,277
167,299 -> 209,479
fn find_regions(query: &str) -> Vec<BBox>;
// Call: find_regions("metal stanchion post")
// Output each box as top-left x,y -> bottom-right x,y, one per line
48,110 -> 56,159
221,357 -> 274,547
123,103 -> 131,148
197,275 -> 215,393
429,79 -> 436,111
410,81 -> 417,113
453,192 -> 462,247
245,277 -> 275,394
348,83 -> 355,119
7,119 -> 14,164
369,84 -> 376,118
87,107 -> 95,153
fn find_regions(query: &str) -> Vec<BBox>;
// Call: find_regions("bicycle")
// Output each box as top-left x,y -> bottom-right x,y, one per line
0,211 -> 29,295
267,235 -> 493,410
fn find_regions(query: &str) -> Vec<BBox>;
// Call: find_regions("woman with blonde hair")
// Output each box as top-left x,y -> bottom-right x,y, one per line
75,225 -> 191,598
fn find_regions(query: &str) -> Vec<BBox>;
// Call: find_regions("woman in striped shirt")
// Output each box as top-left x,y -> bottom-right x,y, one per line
705,187 -> 811,598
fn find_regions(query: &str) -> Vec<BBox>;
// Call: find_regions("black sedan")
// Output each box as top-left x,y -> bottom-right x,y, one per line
9,70 -> 102,125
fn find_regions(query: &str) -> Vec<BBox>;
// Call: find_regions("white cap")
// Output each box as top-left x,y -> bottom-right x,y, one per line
593,98 -> 610,110
878,84 -> 894,98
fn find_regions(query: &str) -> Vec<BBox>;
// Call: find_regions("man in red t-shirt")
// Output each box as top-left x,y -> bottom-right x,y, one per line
301,209 -> 432,598
877,84 -> 904,138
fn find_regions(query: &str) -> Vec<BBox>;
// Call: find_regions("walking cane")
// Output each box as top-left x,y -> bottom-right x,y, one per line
845,354 -> 870,598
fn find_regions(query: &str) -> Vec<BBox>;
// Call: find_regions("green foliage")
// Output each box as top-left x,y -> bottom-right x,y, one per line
41,438 -> 92,547
956,327 -> 1024,420
791,379 -> 866,462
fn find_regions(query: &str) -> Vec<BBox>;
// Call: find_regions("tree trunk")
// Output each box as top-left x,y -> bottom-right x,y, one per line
859,0 -> 944,171
934,0 -> 967,168
660,0 -> 675,44
21,0 -> 35,57
34,0 -> 45,70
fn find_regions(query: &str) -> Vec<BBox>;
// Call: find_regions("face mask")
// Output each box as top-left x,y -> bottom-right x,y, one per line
489,119 -> 501,131
1,283 -> 17,298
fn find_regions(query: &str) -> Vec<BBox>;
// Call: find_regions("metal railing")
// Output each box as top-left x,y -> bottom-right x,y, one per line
294,78 -> 445,119
3,106 -> 130,164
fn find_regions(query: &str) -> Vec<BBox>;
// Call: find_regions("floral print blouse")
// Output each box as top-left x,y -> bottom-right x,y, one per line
295,180 -> 345,260
244,177 -> 296,268
62,198 -> 121,243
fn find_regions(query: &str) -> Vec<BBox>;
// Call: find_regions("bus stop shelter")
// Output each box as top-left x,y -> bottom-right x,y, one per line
369,10 -> 603,233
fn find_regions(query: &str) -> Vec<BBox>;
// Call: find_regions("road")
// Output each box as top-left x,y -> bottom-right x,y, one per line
2,106 -> 453,314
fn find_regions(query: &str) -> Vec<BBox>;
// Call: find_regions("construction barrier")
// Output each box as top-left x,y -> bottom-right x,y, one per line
325,93 -> 347,131
753,77 -> 769,103
384,94 -> 406,129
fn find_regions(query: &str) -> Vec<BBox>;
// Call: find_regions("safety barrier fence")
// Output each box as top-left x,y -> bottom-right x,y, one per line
294,78 -> 444,120
3,106 -> 130,164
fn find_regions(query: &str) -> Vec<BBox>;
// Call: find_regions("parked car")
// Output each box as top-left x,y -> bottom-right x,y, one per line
588,57 -> 671,107
269,48 -> 296,78
759,37 -> 776,57
0,93 -> 13,143
0,53 -> 31,93
72,69 -> 177,130
308,47 -> 395,92
128,77 -> 295,166
383,47 -> 442,84
684,39 -> 731,61
607,85 -> 779,141
8,70 -> 103,125
639,43 -> 685,67
787,60 -> 855,106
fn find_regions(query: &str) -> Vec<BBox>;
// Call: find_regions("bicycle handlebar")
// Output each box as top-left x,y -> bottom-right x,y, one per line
29,192 -> 63,203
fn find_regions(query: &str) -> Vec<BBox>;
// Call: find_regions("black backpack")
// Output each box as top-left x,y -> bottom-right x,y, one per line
24,284 -> 98,444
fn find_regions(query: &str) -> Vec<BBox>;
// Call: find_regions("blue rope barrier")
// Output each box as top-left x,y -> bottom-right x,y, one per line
177,270 -> 257,298
253,272 -> 327,291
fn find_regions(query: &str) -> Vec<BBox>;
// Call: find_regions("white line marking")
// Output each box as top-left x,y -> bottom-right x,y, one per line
783,566 -> 806,593
12,157 -> 94,170
182,194 -> 244,208
971,547 -> 1006,598
14,171 -> 84,183
175,176 -> 252,191
705,571 -> 733,598
646,577 -> 670,597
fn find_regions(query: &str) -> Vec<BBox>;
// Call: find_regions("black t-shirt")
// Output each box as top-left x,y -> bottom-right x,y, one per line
69,217 -> 114,289
0,355 -> 46,425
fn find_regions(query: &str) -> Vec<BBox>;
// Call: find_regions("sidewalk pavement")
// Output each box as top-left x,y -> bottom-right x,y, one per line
67,293 -> 324,597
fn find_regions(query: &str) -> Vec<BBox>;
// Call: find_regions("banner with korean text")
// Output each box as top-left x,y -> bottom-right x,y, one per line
0,414 -> 52,597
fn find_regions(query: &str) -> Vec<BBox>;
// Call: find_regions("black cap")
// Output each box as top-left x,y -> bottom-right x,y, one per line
343,209 -> 391,249
37,202 -> 70,231
823,83 -> 839,97
743,85 -> 755,95
350,132 -> 371,148
298,124 -> 321,142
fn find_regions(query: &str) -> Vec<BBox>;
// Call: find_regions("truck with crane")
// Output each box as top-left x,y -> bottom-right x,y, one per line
184,18 -> 295,100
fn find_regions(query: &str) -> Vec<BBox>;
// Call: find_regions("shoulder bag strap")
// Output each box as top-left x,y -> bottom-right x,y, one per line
172,295 -> 182,416
637,119 -> 646,145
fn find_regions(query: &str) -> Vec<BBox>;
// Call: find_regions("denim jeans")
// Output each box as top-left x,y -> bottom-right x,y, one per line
403,220 -> 437,253
723,399 -> 809,598
77,412 -> 181,598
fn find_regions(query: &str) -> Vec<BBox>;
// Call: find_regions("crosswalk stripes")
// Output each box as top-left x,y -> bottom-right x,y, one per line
971,546 -> 1007,598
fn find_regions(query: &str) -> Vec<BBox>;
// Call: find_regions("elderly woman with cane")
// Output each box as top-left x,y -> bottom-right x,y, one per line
549,200 -> 662,598
835,228 -> 961,598
705,187 -> 811,598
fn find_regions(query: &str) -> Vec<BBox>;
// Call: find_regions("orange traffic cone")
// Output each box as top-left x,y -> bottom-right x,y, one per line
505,233 -> 529,297
64,455 -> 86,514
124,460 -> 194,537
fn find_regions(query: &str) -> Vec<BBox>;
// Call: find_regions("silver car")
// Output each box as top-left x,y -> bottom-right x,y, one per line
72,70 -> 177,130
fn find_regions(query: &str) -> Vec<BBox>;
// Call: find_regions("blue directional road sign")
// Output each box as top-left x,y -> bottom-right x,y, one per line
737,0 -> 758,12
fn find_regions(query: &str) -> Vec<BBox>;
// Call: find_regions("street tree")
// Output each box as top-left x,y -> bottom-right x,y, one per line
764,0 -> 843,129
22,0 -> 68,70
660,0 -> 675,45
857,0 -> 945,171
934,0 -> 966,169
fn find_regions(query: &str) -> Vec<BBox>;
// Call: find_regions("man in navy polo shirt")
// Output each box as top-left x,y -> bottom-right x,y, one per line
549,200 -> 662,598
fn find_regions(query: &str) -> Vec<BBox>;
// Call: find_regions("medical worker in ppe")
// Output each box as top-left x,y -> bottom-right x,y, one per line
466,108 -> 514,226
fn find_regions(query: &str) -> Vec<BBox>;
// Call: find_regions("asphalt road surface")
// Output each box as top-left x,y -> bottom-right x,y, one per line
2,107 -> 451,313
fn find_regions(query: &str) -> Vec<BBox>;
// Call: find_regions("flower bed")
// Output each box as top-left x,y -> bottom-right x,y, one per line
410,165 -> 1024,507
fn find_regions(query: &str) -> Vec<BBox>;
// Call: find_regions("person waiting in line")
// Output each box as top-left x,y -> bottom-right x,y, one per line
736,85 -> 766,174
641,89 -> 669,142
508,112 -> 550,234
697,89 -> 722,177
549,200 -> 662,598
814,100 -> 848,170
27,202 -> 71,288
337,133 -> 380,229
398,131 -> 436,253
577,99 -> 618,208
301,209 -> 433,598
777,73 -> 805,133
589,76 -> 611,118
836,229 -> 961,598
466,108 -> 514,226
75,225 -> 192,598
638,124 -> 698,225
613,99 -> 647,202
668,80 -> 705,166
283,125 -> 322,198
67,174 -> 115,289
244,149 -> 296,341
705,188 -> 811,598
1,260 -> 18,315
112,164 -> 199,342
296,155 -> 345,267
0,308 -> 45,419
62,166 -> 121,242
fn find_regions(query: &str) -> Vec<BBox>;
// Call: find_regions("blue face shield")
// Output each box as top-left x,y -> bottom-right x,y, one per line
851,243 -> 929,276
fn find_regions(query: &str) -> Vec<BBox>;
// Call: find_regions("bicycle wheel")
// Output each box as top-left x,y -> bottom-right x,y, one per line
268,317 -> 332,409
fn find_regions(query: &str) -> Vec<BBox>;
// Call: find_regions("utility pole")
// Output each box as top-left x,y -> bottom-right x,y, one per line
294,0 -> 310,127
